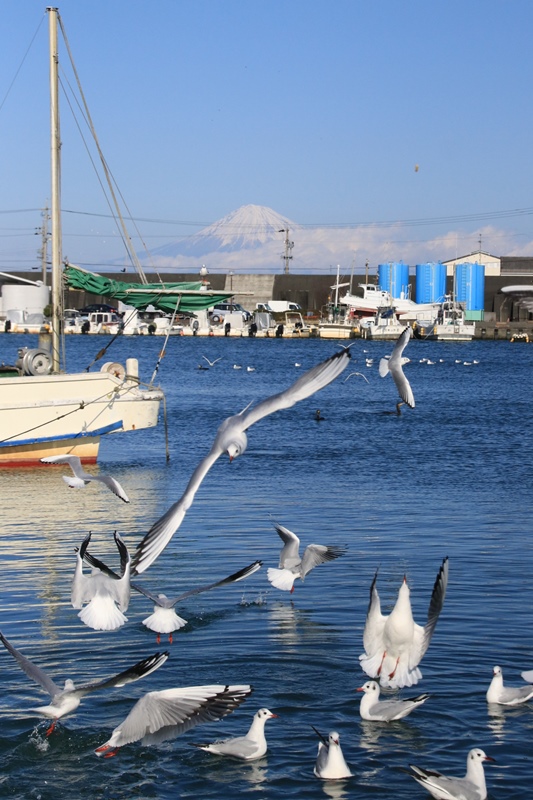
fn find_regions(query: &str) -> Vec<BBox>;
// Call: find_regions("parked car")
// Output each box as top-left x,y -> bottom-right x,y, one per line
209,302 -> 252,324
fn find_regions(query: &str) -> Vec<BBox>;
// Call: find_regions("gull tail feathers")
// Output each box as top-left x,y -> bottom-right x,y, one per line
142,611 -> 188,633
267,567 -> 295,592
78,596 -> 128,631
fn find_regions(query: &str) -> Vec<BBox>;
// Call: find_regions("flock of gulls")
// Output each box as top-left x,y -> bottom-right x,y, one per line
0,330 -> 525,796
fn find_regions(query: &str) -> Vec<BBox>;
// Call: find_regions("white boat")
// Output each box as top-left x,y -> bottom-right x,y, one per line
340,283 -> 440,321
413,298 -> 476,341
0,8 -> 163,466
360,307 -> 409,340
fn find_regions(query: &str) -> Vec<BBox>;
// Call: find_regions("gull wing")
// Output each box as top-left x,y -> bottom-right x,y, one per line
300,544 -> 347,578
239,349 -> 351,430
41,454 -> 83,476
272,521 -> 300,567
97,684 -> 252,750
74,652 -> 169,697
163,560 -> 262,606
0,631 -> 62,698
420,557 -> 449,656
71,534 -> 93,607
131,447 -> 222,575
92,475 -> 130,503
362,570 -> 386,656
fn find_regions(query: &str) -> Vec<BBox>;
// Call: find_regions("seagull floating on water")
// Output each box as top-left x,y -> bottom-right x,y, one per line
267,520 -> 346,593
40,455 -> 129,502
81,547 -> 262,643
192,707 -> 277,760
0,630 -> 167,735
312,727 -> 353,780
95,684 -> 252,757
72,532 -> 131,631
379,327 -> 415,412
406,748 -> 495,800
357,680 -> 430,721
131,349 -> 351,575
359,557 -> 449,688
486,665 -> 533,705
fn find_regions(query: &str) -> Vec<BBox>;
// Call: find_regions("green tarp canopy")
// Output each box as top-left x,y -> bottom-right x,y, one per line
64,264 -> 233,314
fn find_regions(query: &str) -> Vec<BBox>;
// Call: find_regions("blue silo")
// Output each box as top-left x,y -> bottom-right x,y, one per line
415,262 -> 447,304
455,262 -> 485,319
378,262 -> 410,299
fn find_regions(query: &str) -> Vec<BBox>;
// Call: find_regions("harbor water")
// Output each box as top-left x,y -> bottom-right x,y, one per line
0,333 -> 531,799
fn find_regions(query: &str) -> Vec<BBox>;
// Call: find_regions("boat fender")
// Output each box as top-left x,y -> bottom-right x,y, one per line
100,362 -> 126,380
15,348 -> 52,376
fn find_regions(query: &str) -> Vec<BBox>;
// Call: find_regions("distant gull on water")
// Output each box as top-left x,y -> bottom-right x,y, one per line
486,665 -> 533,705
357,680 -> 430,721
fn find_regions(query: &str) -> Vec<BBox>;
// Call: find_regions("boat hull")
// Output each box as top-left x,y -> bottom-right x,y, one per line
0,370 -> 163,466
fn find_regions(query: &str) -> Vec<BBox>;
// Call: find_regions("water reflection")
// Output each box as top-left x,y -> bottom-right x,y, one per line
320,778 -> 352,799
358,718 -> 426,754
267,601 -> 333,650
486,702 -> 531,741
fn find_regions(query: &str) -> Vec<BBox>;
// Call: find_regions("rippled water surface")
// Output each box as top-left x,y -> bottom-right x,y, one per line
0,333 -> 532,799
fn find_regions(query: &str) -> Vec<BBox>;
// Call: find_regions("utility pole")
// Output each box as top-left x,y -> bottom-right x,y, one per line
278,227 -> 294,274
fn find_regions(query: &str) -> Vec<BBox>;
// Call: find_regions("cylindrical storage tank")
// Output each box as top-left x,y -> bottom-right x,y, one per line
415,262 -> 447,304
455,262 -> 485,311
2,283 -> 50,323
378,262 -> 410,299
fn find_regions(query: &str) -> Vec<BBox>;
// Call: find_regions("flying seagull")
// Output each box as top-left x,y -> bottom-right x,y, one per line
131,348 -> 351,575
312,727 -> 353,780
40,455 -> 129,502
95,684 -> 253,757
407,748 -> 495,800
191,707 -> 277,760
378,326 -> 415,411
0,630 -> 167,735
357,680 -> 430,722
80,546 -> 262,643
267,520 -> 346,593
359,558 -> 449,688
486,665 -> 533,706
72,532 -> 131,631
202,356 -> 222,367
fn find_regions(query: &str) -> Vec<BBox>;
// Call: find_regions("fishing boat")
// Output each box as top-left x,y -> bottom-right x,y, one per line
340,282 -> 440,322
360,307 -> 408,340
412,298 -> 475,342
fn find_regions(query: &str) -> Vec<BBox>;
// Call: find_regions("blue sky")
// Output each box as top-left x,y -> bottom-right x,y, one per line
1,0 -> 533,273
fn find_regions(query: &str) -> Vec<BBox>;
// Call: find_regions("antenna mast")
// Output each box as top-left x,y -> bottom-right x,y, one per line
279,227 -> 294,274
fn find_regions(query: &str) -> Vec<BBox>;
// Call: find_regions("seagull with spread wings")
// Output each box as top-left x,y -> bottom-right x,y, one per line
40,454 -> 129,502
131,348 -> 351,575
0,630 -> 167,735
379,326 -> 415,411
72,532 -> 131,631
359,558 -> 449,689
267,521 -> 346,593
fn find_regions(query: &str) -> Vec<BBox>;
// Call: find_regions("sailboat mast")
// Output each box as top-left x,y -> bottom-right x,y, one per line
48,7 -> 61,372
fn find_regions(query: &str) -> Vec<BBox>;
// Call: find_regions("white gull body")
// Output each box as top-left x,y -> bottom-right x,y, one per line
192,707 -> 277,760
41,454 -> 129,502
407,748 -> 495,800
0,630 -> 167,734
379,326 -> 415,410
313,729 -> 353,780
486,665 -> 533,705
357,680 -> 430,721
267,521 -> 346,593
359,558 -> 448,688
71,532 -> 131,631
95,684 -> 252,756
132,349 -> 351,575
